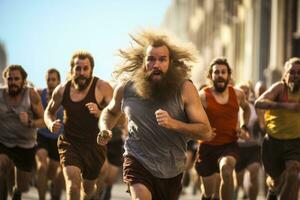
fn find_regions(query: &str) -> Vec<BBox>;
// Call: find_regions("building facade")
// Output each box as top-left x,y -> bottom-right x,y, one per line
163,0 -> 300,88
0,42 -> 7,85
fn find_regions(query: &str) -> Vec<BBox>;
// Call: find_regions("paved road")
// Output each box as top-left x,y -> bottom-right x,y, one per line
15,180 -> 267,200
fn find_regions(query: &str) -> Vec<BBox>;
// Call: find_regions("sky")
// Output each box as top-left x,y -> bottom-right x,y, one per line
0,0 -> 171,88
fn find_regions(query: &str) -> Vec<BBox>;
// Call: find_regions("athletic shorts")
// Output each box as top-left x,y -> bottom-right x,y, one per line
235,145 -> 261,172
37,133 -> 60,161
195,141 -> 239,177
262,134 -> 300,178
57,135 -> 106,180
0,142 -> 36,172
123,155 -> 183,200
107,138 -> 124,167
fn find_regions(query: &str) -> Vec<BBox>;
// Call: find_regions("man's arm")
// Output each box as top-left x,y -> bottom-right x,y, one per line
155,81 -> 214,141
255,82 -> 300,111
97,83 -> 125,145
29,88 -> 45,128
86,79 -> 113,118
44,84 -> 64,133
235,88 -> 250,127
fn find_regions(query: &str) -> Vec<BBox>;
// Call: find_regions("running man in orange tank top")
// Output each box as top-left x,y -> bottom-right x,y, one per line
195,57 -> 250,200
255,57 -> 300,200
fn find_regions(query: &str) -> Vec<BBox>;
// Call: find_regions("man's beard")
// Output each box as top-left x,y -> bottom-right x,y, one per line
213,78 -> 229,93
8,84 -> 23,97
72,76 -> 92,91
132,66 -> 186,101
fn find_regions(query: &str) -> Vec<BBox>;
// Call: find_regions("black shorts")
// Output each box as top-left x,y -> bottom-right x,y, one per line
0,142 -> 36,172
37,133 -> 60,161
195,142 -> 239,177
123,155 -> 183,200
235,145 -> 261,172
262,135 -> 300,178
107,138 -> 124,167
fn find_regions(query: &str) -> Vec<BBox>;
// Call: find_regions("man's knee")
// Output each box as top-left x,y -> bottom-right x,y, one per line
220,164 -> 234,181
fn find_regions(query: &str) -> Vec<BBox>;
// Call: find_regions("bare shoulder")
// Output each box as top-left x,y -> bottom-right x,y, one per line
36,88 -> 43,96
268,81 -> 284,92
113,82 -> 126,98
198,87 -> 210,107
181,80 -> 199,102
181,80 -> 197,93
233,87 -> 245,98
29,87 -> 41,104
50,82 -> 67,103
96,79 -> 112,90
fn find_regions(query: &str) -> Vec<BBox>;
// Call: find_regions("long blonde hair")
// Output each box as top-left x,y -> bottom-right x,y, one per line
113,29 -> 198,82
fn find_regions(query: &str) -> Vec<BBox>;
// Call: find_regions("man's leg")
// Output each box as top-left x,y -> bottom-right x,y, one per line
63,165 -> 82,200
82,179 -> 97,200
35,148 -> 49,200
48,160 -> 64,200
247,162 -> 260,200
201,173 -> 220,199
0,154 -> 13,199
281,160 -> 300,200
219,156 -> 236,200
12,168 -> 32,200
266,174 -> 284,200
129,183 -> 152,200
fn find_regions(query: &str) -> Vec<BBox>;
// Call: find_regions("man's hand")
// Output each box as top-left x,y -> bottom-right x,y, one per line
19,112 -> 29,126
155,109 -> 175,129
237,126 -> 250,140
97,129 -> 112,145
49,119 -> 63,134
86,102 -> 101,118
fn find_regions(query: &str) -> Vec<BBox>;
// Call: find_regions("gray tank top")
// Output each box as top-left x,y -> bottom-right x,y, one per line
0,87 -> 36,148
122,82 -> 189,178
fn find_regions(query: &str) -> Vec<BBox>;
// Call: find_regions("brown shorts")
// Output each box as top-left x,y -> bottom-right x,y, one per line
195,141 -> 239,177
58,135 -> 106,180
262,135 -> 300,178
123,155 -> 183,200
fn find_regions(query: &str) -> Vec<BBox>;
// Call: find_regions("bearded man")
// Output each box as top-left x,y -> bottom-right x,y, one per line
255,57 -> 300,200
44,51 -> 113,200
0,65 -> 45,199
97,29 -> 215,200
194,57 -> 250,200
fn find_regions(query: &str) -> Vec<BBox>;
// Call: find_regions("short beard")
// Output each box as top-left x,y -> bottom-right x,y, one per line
132,66 -> 187,102
8,85 -> 23,97
72,76 -> 92,91
213,79 -> 229,93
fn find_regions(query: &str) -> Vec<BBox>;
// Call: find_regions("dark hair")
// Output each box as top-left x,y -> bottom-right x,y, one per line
2,64 -> 27,80
47,68 -> 61,82
207,57 -> 232,79
70,51 -> 94,71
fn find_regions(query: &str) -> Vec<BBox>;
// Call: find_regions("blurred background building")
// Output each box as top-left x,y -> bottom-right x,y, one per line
0,42 -> 7,85
163,0 -> 300,88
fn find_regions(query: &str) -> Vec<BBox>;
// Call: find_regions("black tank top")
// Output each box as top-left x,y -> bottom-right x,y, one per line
62,77 -> 100,143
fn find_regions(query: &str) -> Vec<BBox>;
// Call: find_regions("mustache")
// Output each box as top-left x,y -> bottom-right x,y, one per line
75,76 -> 87,82
217,78 -> 226,82
9,84 -> 20,89
145,69 -> 163,79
